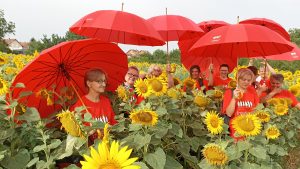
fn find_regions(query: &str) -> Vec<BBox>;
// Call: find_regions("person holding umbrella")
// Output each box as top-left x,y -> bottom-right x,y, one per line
72,68 -> 117,125
207,63 -> 232,89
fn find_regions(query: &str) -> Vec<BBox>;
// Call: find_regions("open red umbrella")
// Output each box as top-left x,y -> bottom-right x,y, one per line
198,20 -> 230,32
147,14 -> 204,41
265,42 -> 300,61
69,10 -> 165,46
239,18 -> 290,41
11,39 -> 128,118
183,24 -> 293,72
147,12 -> 204,62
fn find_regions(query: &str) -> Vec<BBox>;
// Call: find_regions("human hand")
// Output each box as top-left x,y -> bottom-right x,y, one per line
233,88 -> 243,99
270,87 -> 282,95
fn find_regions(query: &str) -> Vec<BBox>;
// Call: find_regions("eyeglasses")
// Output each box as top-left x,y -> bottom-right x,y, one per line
127,72 -> 139,78
94,79 -> 107,85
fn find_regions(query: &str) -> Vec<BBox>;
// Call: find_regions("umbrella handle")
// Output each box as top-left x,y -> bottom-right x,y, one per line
69,81 -> 90,114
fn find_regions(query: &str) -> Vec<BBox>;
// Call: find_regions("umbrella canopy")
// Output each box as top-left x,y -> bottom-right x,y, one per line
11,39 -> 128,118
265,42 -> 300,61
147,15 -> 204,41
239,18 -> 290,41
183,24 -> 293,72
70,10 -> 165,46
198,20 -> 230,32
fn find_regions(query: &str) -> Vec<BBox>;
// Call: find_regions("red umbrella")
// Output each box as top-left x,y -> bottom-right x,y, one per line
198,20 -> 230,32
183,24 -> 293,72
69,10 -> 165,46
265,42 -> 300,61
239,18 -> 290,41
11,39 -> 128,118
147,14 -> 204,41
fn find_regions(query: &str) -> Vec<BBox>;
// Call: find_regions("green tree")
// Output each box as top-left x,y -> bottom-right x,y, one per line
289,28 -> 300,47
0,9 -> 15,40
64,31 -> 85,41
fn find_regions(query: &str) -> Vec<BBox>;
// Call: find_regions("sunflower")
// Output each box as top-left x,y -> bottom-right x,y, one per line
267,98 -> 280,106
273,104 -> 288,116
167,88 -> 180,99
228,80 -> 237,89
183,77 -> 196,89
0,77 -> 9,95
213,89 -> 223,99
0,55 -> 8,66
202,143 -> 228,166
194,95 -> 209,107
5,67 -> 18,75
255,111 -> 270,123
297,78 -> 300,84
129,109 -> 158,126
205,111 -> 224,135
173,77 -> 181,86
56,110 -> 85,138
289,84 -> 300,97
81,141 -> 140,169
116,85 -> 128,101
134,79 -> 151,98
231,114 -> 261,137
16,103 -> 27,115
265,126 -> 280,139
146,77 -> 167,96
170,63 -> 177,73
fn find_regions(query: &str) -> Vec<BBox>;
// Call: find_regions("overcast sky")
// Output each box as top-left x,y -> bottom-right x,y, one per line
1,0 -> 300,52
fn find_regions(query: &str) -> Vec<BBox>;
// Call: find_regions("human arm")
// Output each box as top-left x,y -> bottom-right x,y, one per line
166,64 -> 174,88
207,63 -> 214,87
260,88 -> 281,103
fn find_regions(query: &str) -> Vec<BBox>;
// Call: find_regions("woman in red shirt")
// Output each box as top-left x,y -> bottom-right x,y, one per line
222,68 -> 259,140
72,68 -> 117,125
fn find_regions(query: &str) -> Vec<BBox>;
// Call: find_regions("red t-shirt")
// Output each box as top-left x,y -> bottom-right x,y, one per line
213,76 -> 231,88
71,95 -> 117,125
260,89 -> 299,107
222,87 -> 259,141
183,78 -> 208,92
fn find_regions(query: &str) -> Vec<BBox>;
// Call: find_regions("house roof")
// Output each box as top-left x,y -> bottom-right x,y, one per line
3,38 -> 18,45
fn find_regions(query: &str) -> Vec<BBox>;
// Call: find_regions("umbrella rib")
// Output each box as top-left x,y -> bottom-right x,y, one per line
48,53 -> 60,64
63,43 -> 76,64
258,43 -> 267,57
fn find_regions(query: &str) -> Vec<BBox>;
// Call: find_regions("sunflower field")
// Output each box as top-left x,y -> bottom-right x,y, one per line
0,52 -> 300,169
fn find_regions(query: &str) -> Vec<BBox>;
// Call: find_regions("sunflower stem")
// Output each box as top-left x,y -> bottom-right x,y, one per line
244,139 -> 249,163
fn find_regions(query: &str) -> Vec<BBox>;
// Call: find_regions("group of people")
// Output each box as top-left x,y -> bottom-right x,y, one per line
71,60 -> 300,141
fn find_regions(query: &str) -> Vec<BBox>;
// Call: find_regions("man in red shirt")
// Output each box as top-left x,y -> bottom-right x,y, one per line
260,74 -> 300,109
208,64 -> 232,89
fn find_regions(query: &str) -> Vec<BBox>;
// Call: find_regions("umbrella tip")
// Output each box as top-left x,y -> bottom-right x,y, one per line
237,16 -> 240,24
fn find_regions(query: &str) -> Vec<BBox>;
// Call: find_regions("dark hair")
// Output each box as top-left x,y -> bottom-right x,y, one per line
219,64 -> 229,70
247,66 -> 258,76
189,65 -> 201,75
270,74 -> 284,83
128,66 -> 139,73
84,68 -> 107,88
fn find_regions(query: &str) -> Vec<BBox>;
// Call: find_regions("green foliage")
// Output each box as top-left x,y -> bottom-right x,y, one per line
25,31 -> 85,55
239,58 -> 300,72
0,9 -> 15,40
289,28 -> 300,47
129,49 -> 181,64
0,40 -> 11,53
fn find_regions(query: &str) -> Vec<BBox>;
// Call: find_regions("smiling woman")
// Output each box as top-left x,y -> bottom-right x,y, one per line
71,68 -> 117,125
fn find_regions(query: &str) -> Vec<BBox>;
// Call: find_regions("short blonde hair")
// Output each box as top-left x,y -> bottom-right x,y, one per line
148,64 -> 161,75
237,68 -> 254,81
